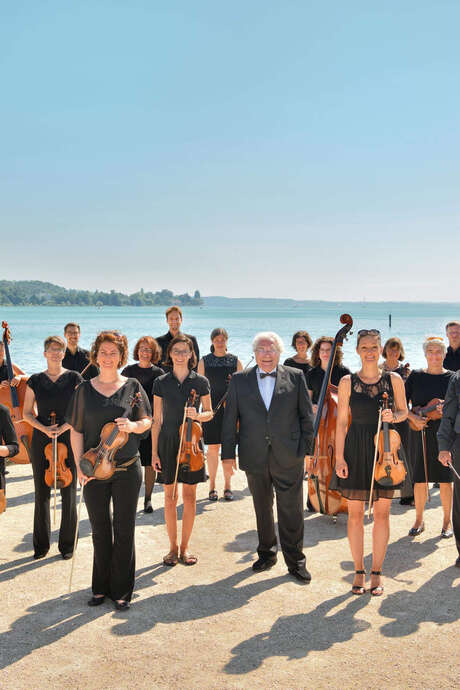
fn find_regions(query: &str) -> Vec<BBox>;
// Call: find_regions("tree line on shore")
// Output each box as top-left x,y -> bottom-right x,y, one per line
0,281 -> 203,307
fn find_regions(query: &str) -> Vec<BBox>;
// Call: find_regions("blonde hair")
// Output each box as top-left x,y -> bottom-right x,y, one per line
422,336 -> 446,357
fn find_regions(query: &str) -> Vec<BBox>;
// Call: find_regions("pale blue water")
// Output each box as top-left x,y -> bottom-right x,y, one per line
2,302 -> 459,374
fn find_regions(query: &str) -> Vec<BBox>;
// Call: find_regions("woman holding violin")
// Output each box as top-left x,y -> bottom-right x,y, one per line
306,337 -> 350,413
66,331 -> 151,610
405,337 -> 454,538
334,330 -> 408,596
122,336 -> 164,513
23,336 -> 83,559
283,330 -> 312,381
197,328 -> 242,502
152,334 -> 212,566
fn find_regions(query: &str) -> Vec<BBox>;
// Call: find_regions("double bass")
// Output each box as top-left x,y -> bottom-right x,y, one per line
307,314 -> 353,518
0,322 -> 32,463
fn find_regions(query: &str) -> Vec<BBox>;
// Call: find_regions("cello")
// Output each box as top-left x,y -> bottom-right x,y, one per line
307,314 -> 353,519
0,322 -> 32,463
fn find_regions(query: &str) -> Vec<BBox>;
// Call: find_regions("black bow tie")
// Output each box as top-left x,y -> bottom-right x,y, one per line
259,371 -> 276,379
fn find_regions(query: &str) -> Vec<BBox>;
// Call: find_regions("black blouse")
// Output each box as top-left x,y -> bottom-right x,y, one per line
121,363 -> 164,403
0,403 -> 19,458
153,371 -> 210,432
405,369 -> 454,407
62,347 -> 99,380
27,370 -> 83,425
66,378 -> 151,463
306,364 -> 351,404
283,358 -> 311,381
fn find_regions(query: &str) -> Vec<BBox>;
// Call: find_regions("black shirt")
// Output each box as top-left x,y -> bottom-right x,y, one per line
444,346 -> 460,372
28,370 -> 83,425
405,369 -> 454,408
306,364 -> 351,404
152,370 -> 210,432
66,378 -> 151,463
155,332 -> 200,372
121,363 -> 164,404
0,403 -> 19,459
62,347 -> 99,380
283,358 -> 311,382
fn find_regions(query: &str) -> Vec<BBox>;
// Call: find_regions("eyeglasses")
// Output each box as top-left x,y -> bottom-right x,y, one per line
139,347 -> 153,353
357,329 -> 380,337
255,347 -> 278,355
171,349 -> 190,356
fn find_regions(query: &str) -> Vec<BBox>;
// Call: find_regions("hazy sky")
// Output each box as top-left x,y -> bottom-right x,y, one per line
1,1 -> 459,300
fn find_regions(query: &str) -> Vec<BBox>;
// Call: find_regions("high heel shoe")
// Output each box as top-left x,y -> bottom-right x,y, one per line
408,522 -> 425,537
370,571 -> 384,596
351,569 -> 366,595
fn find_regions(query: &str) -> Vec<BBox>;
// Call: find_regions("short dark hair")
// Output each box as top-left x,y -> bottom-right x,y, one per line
166,305 -> 183,319
446,321 -> 460,330
133,336 -> 161,364
291,330 -> 312,350
44,335 -> 66,351
64,322 -> 80,333
382,337 -> 405,360
90,331 -> 129,368
164,334 -> 197,370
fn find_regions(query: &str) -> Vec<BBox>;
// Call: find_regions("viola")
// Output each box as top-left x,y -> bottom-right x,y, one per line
44,412 -> 72,489
374,392 -> 406,487
308,314 -> 353,517
177,390 -> 204,473
409,398 -> 443,430
0,322 -> 32,463
79,392 -> 142,480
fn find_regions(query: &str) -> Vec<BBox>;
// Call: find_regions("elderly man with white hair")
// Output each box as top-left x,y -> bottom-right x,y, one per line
222,331 -> 315,582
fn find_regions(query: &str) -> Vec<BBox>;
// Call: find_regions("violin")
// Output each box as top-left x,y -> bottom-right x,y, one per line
79,392 -> 142,480
308,314 -> 353,517
374,392 -> 406,487
409,398 -> 443,430
177,390 -> 204,473
44,412 -> 72,489
0,322 -> 32,463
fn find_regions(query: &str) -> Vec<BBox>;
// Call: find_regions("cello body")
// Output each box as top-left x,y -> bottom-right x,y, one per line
0,378 -> 32,463
308,385 -> 348,515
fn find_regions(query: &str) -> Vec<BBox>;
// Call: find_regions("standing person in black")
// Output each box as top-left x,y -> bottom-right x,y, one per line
156,306 -> 200,372
405,337 -> 454,538
334,330 -> 408,596
23,336 -> 83,559
306,336 -> 350,412
444,321 -> 460,371
283,330 -> 312,382
66,331 -> 151,611
438,369 -> 460,567
62,322 -> 99,380
122,335 -> 164,513
0,404 -> 19,514
222,332 -> 315,582
152,334 -> 212,567
197,328 -> 242,501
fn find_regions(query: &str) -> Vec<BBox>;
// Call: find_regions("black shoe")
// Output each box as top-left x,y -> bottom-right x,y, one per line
33,551 -> 48,560
252,557 -> 277,572
115,600 -> 130,611
62,552 -> 73,560
144,499 -> 153,514
408,522 -> 425,537
288,564 -> 312,583
455,557 -> 460,568
441,527 -> 454,538
88,596 -> 105,607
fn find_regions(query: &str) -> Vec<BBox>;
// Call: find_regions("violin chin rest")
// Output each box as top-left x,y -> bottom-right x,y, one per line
79,458 -> 95,477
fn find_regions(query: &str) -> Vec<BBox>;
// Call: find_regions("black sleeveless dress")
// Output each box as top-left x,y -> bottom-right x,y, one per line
331,372 -> 409,501
202,353 -> 238,445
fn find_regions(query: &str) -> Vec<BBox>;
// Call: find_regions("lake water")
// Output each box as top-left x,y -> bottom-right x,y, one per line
2,302 -> 459,374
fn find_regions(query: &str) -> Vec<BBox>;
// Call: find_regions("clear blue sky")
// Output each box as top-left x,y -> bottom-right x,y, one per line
1,1 -> 459,300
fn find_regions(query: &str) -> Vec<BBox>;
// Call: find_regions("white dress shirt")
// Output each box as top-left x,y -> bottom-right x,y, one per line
256,367 -> 277,410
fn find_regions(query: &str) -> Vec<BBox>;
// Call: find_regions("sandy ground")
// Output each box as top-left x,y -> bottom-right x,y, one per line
0,462 -> 459,689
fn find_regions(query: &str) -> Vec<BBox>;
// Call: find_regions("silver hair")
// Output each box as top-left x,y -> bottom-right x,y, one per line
422,337 -> 446,356
252,331 -> 284,353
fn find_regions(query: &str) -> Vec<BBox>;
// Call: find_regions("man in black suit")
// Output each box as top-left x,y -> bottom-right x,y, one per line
222,331 -> 314,582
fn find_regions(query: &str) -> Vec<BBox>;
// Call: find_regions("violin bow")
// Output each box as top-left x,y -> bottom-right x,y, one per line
172,402 -> 189,500
368,407 -> 383,518
68,481 -> 85,593
51,412 -> 57,526
448,461 -> 460,481
421,427 -> 431,503
212,355 -> 254,416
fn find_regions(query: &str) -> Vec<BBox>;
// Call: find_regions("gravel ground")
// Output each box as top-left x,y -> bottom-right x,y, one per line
1,463 -> 459,689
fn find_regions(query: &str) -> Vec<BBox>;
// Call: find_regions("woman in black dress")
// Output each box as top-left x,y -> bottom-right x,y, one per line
283,330 -> 312,381
405,337 -> 454,538
0,404 -> 19,513
334,330 -> 408,596
152,334 -> 212,566
197,328 -> 242,501
307,336 -> 350,413
67,331 -> 151,610
23,336 -> 83,559
122,336 -> 163,513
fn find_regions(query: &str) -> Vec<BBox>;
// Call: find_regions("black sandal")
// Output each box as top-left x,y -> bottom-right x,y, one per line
370,570 -> 384,596
351,569 -> 366,595
208,490 -> 218,502
223,489 -> 233,501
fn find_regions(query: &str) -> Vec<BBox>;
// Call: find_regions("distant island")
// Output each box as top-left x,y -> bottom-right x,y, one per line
0,281 -> 203,307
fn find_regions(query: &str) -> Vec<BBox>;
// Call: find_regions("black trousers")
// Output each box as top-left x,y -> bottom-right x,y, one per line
452,439 -> 460,558
246,449 -> 305,570
0,457 -> 5,492
83,460 -> 142,601
30,433 -> 77,556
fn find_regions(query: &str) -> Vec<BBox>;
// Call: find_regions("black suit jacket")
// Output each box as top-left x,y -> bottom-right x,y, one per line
221,365 -> 314,473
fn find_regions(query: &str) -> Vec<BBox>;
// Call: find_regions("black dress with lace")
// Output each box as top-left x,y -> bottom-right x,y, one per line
202,353 -> 238,444
331,372 -> 409,501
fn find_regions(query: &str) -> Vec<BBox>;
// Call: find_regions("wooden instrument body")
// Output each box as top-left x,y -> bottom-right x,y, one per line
409,398 -> 443,430
1,322 -> 33,464
374,394 -> 406,487
178,418 -> 204,472
0,489 -> 6,514
44,434 -> 72,489
80,422 -> 129,480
